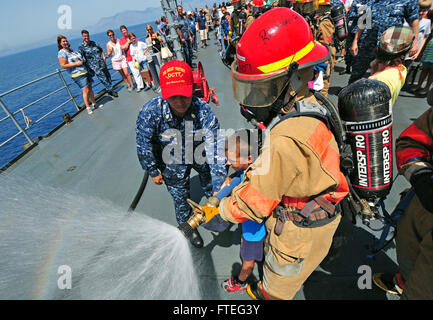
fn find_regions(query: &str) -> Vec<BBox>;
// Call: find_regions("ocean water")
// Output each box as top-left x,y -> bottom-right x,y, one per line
0,22 -> 156,169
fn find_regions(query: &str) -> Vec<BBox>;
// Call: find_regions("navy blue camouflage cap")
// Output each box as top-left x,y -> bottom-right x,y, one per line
380,26 -> 414,55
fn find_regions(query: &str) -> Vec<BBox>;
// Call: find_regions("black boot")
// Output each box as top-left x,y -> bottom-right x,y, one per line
189,229 -> 204,248
345,65 -> 351,74
108,90 -> 118,97
339,65 -> 351,75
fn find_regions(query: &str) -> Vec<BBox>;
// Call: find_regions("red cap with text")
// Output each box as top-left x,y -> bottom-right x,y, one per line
159,60 -> 193,100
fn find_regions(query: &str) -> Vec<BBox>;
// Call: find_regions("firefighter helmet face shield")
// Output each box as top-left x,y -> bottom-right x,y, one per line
231,60 -> 297,107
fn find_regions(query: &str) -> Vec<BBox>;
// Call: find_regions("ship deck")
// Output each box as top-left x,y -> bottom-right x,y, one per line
0,36 -> 430,300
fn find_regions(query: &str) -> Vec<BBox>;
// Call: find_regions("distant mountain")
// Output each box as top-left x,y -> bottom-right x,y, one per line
87,0 -> 222,33
0,1 -> 222,57
88,7 -> 163,33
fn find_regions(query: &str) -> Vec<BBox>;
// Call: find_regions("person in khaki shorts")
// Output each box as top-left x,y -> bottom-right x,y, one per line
200,7 -> 349,300
373,90 -> 433,299
197,9 -> 209,48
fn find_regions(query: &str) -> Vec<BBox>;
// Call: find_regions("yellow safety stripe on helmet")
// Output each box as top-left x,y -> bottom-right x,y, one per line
257,41 -> 316,73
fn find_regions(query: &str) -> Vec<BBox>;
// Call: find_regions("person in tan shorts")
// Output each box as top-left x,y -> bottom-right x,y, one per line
197,9 -> 209,48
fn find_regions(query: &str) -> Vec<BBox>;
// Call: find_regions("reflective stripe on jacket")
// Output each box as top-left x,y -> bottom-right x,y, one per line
220,116 -> 349,224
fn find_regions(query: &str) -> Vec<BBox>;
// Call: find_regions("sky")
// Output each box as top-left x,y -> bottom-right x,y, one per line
0,0 -> 157,54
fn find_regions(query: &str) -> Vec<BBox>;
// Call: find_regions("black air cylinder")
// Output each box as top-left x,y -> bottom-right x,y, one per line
338,79 -> 393,200
331,3 -> 348,41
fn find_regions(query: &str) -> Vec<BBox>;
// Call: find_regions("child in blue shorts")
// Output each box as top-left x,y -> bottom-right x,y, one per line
213,129 -> 266,294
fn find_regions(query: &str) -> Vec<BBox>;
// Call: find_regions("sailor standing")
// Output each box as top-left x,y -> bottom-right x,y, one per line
349,0 -> 419,84
135,60 -> 226,248
78,30 -> 118,98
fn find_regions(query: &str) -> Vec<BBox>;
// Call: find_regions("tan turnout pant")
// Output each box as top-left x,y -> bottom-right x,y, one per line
262,212 -> 341,300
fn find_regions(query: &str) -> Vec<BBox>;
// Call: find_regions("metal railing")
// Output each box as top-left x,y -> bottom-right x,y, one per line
0,60 -> 123,165
0,70 -> 75,147
0,28 -> 183,169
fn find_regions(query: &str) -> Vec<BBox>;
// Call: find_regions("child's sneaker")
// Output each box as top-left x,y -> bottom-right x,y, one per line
222,277 -> 247,293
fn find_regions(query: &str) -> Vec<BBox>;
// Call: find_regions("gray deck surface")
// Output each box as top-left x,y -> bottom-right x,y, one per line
0,35 -> 430,300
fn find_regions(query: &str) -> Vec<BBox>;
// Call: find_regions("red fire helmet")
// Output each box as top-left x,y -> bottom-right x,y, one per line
232,7 -> 330,107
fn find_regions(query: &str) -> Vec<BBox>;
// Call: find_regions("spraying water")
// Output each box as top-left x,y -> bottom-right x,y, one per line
0,177 -> 201,299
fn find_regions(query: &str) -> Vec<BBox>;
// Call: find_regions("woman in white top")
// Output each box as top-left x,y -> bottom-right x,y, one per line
128,32 -> 154,91
106,29 -> 134,92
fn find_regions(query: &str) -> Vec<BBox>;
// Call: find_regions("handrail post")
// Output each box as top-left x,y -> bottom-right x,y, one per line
0,97 -> 34,145
57,69 -> 80,111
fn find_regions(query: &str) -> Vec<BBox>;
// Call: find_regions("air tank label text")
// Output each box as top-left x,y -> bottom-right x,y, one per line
382,128 -> 391,185
355,135 -> 368,187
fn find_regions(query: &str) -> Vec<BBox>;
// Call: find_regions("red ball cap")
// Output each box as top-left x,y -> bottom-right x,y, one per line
159,60 -> 194,100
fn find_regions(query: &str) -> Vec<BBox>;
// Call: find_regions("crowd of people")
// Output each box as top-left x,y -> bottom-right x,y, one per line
57,0 -> 432,300
56,19 -> 178,114
344,0 -> 433,98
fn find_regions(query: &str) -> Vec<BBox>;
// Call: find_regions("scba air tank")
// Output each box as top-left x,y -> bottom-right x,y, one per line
338,79 -> 393,200
331,3 -> 348,42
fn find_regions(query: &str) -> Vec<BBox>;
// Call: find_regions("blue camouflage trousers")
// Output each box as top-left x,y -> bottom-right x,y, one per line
182,40 -> 193,68
348,34 -> 377,84
161,163 -> 214,225
89,64 -> 113,91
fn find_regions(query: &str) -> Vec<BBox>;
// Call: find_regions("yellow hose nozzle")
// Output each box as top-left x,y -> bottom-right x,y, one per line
186,199 -> 220,229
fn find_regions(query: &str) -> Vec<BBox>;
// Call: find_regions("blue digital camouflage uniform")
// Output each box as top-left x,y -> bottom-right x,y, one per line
175,15 -> 193,67
344,0 -> 365,66
187,16 -> 198,51
136,95 -> 227,224
330,0 -> 342,6
78,40 -> 113,91
345,0 -> 368,75
348,0 -> 419,84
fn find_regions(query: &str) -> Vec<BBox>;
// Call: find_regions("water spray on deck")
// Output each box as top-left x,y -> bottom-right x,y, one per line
0,176 -> 201,299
